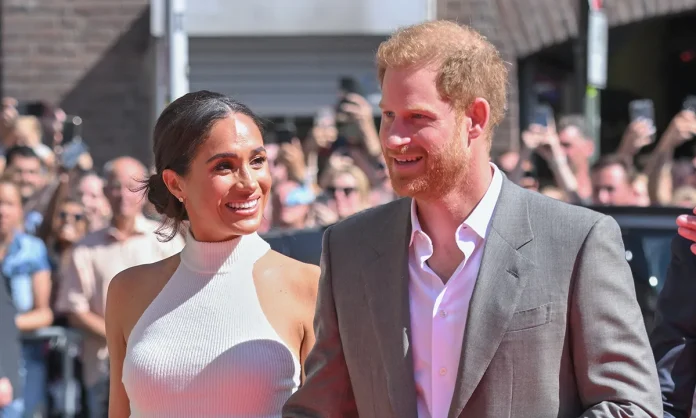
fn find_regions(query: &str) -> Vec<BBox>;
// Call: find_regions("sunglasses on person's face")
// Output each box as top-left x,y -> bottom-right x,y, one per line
327,186 -> 356,196
59,211 -> 85,222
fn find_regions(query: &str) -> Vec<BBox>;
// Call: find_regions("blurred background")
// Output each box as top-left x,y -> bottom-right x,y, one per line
0,0 -> 695,417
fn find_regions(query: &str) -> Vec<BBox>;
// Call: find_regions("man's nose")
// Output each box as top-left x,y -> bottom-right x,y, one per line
383,119 -> 412,150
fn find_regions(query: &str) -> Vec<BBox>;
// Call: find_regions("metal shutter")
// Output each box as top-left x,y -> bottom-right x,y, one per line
189,36 -> 386,117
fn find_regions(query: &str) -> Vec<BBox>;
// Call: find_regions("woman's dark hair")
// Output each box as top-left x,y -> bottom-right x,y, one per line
142,90 -> 265,241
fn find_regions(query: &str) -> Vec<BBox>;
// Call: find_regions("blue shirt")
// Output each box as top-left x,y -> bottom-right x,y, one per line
24,211 -> 44,236
2,232 -> 51,313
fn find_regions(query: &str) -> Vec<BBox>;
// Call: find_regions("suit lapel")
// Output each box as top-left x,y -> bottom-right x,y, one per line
362,198 -> 418,418
448,180 -> 535,418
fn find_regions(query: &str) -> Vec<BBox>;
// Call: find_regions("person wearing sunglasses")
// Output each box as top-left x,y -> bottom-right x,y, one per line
52,199 -> 88,249
318,163 -> 370,222
45,198 -> 88,310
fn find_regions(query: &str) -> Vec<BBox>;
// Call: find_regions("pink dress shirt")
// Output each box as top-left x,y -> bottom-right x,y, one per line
409,164 -> 503,418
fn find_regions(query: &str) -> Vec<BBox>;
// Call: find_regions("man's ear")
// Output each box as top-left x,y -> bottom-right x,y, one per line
585,139 -> 595,157
467,98 -> 491,143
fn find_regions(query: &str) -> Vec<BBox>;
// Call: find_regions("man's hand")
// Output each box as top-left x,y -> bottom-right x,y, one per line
278,138 -> 307,183
0,377 -> 13,407
313,202 -> 339,226
522,122 -> 566,165
340,93 -> 374,127
676,206 -> 696,254
617,118 -> 655,156
1,97 -> 19,132
662,110 -> 696,147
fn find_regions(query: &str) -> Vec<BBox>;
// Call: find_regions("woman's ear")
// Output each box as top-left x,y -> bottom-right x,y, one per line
161,169 -> 185,202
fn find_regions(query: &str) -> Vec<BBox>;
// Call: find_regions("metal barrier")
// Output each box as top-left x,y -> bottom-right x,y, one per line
21,326 -> 82,418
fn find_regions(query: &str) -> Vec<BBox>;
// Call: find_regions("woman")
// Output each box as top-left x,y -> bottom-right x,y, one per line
0,179 -> 53,417
105,91 -> 319,417
41,197 -> 88,312
309,163 -> 371,227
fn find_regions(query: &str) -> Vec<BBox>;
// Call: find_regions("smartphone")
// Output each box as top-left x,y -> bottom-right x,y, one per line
274,118 -> 296,144
339,77 -> 362,97
684,95 -> 696,113
628,99 -> 655,125
336,77 -> 364,143
532,104 -> 554,127
62,116 -> 82,144
60,138 -> 89,170
16,101 -> 45,117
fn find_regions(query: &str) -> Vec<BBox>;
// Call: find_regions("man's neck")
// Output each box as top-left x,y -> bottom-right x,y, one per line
416,164 -> 493,248
111,215 -> 138,237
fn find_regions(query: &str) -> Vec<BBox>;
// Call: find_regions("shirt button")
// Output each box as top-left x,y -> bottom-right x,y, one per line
440,310 -> 448,318
439,368 -> 447,376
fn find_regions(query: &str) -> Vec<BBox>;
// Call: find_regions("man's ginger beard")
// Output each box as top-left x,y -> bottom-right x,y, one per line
386,124 -> 472,200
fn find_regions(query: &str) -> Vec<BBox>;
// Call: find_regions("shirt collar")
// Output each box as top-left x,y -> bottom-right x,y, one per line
107,215 -> 153,241
409,163 -> 504,246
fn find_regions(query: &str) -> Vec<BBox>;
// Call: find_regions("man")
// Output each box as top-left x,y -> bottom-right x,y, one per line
55,157 -> 183,418
652,207 -> 696,416
283,21 -> 661,417
556,114 -> 594,200
590,153 -> 640,206
4,145 -> 53,234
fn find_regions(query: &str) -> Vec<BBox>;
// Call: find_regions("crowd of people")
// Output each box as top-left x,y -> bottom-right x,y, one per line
0,16 -> 695,418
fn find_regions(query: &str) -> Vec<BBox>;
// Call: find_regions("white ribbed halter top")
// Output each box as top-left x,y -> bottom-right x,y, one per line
122,231 -> 301,418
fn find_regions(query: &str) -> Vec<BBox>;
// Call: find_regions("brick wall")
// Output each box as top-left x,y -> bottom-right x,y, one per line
437,0 -> 520,155
1,0 -> 153,169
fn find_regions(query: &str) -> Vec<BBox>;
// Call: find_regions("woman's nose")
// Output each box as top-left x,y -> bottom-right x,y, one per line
235,166 -> 258,191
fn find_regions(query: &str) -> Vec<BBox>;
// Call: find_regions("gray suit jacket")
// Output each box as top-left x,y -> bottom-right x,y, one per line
283,179 -> 662,417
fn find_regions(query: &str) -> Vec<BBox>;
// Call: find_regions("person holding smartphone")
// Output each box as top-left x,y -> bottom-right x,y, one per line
643,101 -> 696,206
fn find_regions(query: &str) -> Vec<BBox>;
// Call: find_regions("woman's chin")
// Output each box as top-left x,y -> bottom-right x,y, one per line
224,218 -> 263,236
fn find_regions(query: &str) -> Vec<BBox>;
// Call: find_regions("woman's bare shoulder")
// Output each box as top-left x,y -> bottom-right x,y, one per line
257,251 -> 320,304
107,253 -> 182,322
109,254 -> 180,295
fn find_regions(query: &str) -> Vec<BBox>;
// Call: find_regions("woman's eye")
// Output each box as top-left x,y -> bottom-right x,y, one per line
251,157 -> 267,167
214,162 -> 232,171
